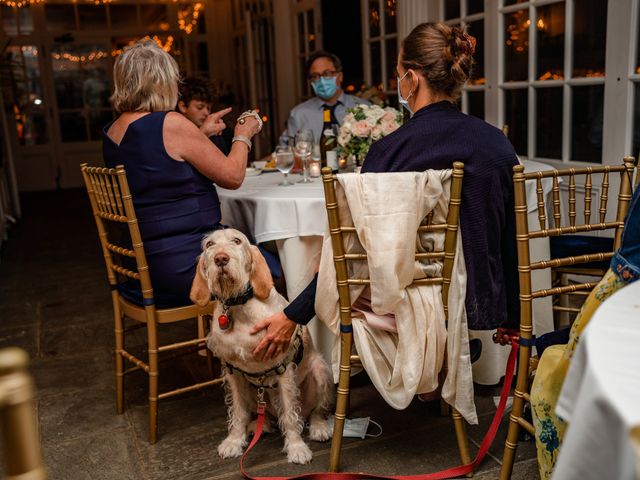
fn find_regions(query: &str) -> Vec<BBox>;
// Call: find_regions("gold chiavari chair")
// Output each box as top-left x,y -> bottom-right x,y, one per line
499,157 -> 637,479
0,348 -> 47,480
81,164 -> 223,444
321,164 -> 473,474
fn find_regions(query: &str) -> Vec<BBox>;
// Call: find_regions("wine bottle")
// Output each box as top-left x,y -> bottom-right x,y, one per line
320,109 -> 339,173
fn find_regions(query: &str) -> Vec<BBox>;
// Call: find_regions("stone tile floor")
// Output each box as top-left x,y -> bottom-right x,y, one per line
0,190 -> 538,479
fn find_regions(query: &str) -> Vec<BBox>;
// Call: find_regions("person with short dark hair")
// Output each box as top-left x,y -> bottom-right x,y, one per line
278,50 -> 369,145
177,76 -> 232,154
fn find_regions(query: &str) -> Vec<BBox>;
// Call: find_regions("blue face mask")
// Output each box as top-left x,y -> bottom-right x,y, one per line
397,71 -> 414,116
312,76 -> 338,100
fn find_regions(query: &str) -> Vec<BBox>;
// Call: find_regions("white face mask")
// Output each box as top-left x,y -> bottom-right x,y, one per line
327,416 -> 382,439
397,71 -> 415,116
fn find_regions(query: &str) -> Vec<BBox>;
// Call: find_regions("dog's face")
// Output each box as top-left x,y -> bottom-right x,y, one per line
190,229 -> 273,306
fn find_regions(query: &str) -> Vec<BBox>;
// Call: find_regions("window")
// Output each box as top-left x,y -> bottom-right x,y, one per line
293,1 -> 321,99
442,0 -> 486,120
363,0 -> 399,98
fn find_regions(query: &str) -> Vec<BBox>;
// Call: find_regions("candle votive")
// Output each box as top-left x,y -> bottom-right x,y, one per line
338,155 -> 347,170
309,160 -> 321,177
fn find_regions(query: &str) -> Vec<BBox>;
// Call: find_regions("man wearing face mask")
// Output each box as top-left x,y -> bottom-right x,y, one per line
278,51 -> 369,146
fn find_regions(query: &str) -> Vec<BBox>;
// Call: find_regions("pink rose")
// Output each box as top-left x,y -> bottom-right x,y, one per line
352,120 -> 371,137
381,120 -> 398,135
382,111 -> 396,122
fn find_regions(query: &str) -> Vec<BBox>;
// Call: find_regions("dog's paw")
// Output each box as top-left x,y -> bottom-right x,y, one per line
286,441 -> 313,464
308,420 -> 331,442
217,436 -> 246,459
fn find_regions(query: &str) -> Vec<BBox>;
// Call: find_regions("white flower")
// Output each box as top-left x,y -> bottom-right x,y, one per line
352,120 -> 371,137
338,131 -> 352,146
371,124 -> 383,140
366,105 -> 386,122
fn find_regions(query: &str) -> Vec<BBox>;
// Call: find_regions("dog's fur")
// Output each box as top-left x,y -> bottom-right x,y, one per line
190,229 -> 333,464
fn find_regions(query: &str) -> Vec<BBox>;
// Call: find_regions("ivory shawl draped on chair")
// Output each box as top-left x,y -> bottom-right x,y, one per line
315,171 -> 477,424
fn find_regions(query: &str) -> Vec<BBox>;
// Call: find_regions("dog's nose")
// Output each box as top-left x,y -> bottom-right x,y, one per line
214,252 -> 229,267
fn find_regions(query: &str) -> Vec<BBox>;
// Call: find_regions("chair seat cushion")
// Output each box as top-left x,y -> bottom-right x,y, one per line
550,235 -> 614,269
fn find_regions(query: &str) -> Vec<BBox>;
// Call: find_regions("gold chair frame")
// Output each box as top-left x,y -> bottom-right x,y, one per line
499,157 -> 637,479
81,164 -> 223,443
321,164 -> 472,474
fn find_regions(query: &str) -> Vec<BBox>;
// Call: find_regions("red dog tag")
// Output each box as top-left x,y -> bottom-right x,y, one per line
218,314 -> 230,330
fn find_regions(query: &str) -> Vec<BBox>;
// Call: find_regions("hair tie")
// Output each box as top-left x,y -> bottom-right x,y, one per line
462,32 -> 477,54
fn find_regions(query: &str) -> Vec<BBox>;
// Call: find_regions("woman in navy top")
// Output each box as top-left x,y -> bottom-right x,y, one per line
103,39 -> 261,307
252,22 -> 519,360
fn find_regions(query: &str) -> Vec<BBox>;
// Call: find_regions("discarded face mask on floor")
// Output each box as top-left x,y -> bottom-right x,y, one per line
327,416 -> 383,439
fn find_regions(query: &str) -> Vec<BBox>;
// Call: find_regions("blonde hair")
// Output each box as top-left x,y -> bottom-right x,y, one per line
110,38 -> 180,113
401,23 -> 474,101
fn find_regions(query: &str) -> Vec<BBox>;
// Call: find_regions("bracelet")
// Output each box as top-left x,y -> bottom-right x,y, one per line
237,110 -> 263,132
232,135 -> 252,151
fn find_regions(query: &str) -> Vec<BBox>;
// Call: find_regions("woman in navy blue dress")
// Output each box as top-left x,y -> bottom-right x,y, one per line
103,39 -> 261,307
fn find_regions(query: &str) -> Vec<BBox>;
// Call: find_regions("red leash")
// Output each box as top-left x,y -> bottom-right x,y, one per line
240,339 -> 519,480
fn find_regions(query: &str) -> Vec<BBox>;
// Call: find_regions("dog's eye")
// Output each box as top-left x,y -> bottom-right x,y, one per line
205,240 -> 214,249
233,237 -> 241,245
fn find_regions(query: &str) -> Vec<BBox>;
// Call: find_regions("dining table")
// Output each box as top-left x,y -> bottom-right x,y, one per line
218,160 -> 556,383
552,280 -> 640,480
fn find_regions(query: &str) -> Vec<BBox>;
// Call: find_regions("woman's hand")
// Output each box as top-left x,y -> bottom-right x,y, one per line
234,113 -> 262,139
200,107 -> 232,137
251,311 -> 297,361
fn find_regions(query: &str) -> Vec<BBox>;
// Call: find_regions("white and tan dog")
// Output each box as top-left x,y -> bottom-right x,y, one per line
190,228 -> 333,464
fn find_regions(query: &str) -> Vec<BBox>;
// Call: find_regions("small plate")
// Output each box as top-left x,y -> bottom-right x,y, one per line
245,167 -> 262,177
261,167 -> 279,172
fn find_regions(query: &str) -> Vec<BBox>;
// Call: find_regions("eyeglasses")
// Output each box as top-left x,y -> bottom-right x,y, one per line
308,70 -> 339,82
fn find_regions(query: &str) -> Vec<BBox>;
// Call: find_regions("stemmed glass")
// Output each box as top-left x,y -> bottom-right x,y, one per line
294,129 -> 314,183
275,145 -> 295,186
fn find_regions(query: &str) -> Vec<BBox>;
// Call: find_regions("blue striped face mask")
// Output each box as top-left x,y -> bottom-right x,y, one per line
397,71 -> 415,116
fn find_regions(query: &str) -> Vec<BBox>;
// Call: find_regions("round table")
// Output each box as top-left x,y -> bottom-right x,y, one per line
552,280 -> 640,480
218,161 -> 555,382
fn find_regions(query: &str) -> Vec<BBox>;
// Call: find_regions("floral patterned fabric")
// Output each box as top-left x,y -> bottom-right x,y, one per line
530,268 -> 630,478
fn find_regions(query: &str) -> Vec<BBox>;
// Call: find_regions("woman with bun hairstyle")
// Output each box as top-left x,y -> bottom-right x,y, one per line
362,22 -> 520,332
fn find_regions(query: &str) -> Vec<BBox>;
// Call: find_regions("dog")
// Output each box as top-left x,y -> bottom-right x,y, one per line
190,228 -> 333,464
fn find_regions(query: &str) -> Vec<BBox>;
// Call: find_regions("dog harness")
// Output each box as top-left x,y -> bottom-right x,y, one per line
212,283 -> 254,330
224,326 -> 305,388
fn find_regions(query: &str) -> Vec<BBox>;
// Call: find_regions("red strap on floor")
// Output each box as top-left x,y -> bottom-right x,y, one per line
240,339 -> 519,480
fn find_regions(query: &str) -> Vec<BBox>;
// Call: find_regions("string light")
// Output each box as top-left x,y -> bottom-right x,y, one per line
177,1 -> 204,34
51,35 -> 176,65
0,0 -> 43,8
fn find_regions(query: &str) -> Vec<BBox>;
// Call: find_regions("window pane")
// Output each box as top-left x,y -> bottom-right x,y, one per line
88,110 -> 114,142
369,0 -> 380,37
573,0 -> 607,78
78,4 -> 107,30
297,13 -> 305,54
59,112 -> 88,143
537,2 -> 565,81
504,9 -> 529,81
467,0 -> 483,15
109,4 -> 137,30
370,41 -> 382,88
385,0 -> 397,34
467,19 -> 484,85
1,6 -> 17,35
504,88 -> 528,156
197,11 -> 206,34
44,4 -> 76,31
20,112 -> 48,146
191,42 -> 209,73
536,87 -> 563,158
306,9 -> 316,51
571,85 -> 603,163
386,37 -> 398,91
504,0 -> 527,5
140,4 -> 168,32
634,83 -> 640,157
444,0 -> 460,20
467,90 -> 484,119
17,5 -> 33,34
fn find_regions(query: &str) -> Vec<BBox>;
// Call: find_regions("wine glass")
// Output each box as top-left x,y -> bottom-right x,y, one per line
275,145 -> 295,186
294,129 -> 314,183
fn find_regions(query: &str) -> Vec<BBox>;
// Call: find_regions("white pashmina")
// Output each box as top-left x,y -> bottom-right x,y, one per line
315,171 -> 477,424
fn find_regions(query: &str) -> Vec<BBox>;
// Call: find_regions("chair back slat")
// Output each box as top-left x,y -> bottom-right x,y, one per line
552,176 -> 561,228
568,175 -> 576,227
535,177 -> 547,230
81,164 -> 155,305
584,172 -> 592,224
599,171 -> 609,223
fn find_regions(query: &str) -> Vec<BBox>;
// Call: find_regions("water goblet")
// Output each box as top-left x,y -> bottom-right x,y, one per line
294,129 -> 314,183
275,145 -> 295,186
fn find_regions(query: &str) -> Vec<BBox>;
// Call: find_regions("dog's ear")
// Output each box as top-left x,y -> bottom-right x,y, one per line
250,245 -> 273,301
190,255 -> 211,307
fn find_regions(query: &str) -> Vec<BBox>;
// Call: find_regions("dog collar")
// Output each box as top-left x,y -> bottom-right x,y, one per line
224,326 -> 305,388
213,283 -> 254,331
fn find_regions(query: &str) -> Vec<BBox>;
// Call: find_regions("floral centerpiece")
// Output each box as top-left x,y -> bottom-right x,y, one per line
337,104 -> 403,165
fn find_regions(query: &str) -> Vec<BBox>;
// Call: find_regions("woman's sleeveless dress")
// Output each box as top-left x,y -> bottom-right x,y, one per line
103,111 -> 221,307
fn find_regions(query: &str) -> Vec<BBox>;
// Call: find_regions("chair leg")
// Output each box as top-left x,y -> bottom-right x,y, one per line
147,321 -> 159,444
499,391 -> 524,480
112,293 -> 125,415
328,334 -> 354,472
199,315 -> 215,378
451,407 -> 473,477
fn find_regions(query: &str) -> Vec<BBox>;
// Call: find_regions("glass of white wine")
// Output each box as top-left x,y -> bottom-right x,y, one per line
294,129 -> 314,183
275,145 -> 295,186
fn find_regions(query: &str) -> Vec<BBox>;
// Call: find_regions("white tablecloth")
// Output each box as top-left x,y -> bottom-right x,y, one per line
218,160 -> 555,378
552,280 -> 640,480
